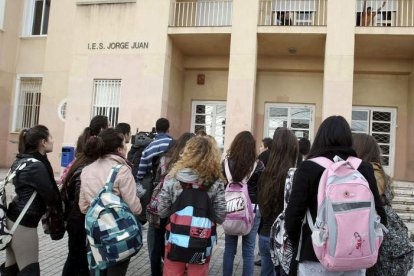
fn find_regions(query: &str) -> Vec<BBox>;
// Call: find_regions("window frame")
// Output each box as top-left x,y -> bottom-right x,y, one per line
91,79 -> 122,127
22,0 -> 50,37
191,100 -> 227,148
0,0 -> 6,31
351,106 -> 397,176
12,74 -> 43,132
264,103 -> 315,141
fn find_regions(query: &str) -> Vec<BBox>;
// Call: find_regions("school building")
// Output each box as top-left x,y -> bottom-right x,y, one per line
1,0 -> 414,182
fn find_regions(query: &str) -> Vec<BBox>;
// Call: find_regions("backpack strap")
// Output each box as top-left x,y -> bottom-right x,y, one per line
224,159 -> 258,184
10,191 -> 37,235
106,165 -> 123,192
309,157 -> 334,169
346,156 -> 362,170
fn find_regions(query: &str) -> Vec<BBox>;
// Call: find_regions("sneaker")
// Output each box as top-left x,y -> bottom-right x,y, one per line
254,259 -> 261,266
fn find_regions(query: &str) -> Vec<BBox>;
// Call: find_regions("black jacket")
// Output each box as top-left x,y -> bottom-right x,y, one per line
63,166 -> 85,223
7,154 -> 59,228
222,159 -> 265,204
284,147 -> 387,263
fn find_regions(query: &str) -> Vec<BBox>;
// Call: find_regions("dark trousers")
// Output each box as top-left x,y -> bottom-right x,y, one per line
62,218 -> 89,276
89,259 -> 130,276
150,219 -> 167,276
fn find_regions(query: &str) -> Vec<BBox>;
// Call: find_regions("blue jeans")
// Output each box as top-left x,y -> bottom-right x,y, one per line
259,235 -> 276,276
223,209 -> 261,276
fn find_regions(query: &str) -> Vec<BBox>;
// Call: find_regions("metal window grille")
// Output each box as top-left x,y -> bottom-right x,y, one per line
191,101 -> 227,148
351,107 -> 396,176
15,77 -> 42,131
265,103 -> 315,140
92,79 -> 121,127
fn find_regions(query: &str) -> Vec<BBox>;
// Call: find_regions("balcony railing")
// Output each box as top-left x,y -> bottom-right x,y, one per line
356,0 -> 414,27
170,1 -> 233,27
258,0 -> 327,26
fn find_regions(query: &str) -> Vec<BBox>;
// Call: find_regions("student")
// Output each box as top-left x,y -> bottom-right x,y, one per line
115,123 -> 132,144
157,136 -> 226,276
79,128 -> 141,275
296,137 -> 311,167
284,116 -> 387,276
5,125 -> 60,275
360,0 -> 386,26
59,115 -> 110,185
353,133 -> 414,276
149,132 -> 195,276
61,140 -> 101,276
258,137 -> 272,167
136,118 -> 173,264
258,128 -> 298,276
222,131 -> 265,276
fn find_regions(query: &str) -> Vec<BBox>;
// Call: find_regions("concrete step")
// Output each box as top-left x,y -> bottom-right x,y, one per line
393,204 -> 414,213
393,181 -> 414,190
393,196 -> 414,205
392,189 -> 414,197
399,213 -> 414,223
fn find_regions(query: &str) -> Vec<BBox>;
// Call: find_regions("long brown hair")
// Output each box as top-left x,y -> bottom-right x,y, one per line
258,128 -> 298,219
352,133 -> 392,197
226,131 -> 257,182
164,132 -> 195,173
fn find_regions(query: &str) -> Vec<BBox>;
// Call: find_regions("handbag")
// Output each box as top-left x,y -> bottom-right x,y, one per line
42,194 -> 65,240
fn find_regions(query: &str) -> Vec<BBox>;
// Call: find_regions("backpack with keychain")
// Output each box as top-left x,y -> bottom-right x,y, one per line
222,159 -> 257,236
307,156 -> 386,271
0,158 -> 38,250
269,167 -> 296,274
146,157 -> 168,228
165,182 -> 216,264
85,164 -> 143,271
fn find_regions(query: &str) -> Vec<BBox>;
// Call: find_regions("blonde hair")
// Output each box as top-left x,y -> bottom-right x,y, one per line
168,136 -> 223,186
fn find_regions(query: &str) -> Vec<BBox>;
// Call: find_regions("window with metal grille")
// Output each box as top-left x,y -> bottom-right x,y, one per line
23,0 -> 50,36
191,101 -> 226,148
264,103 -> 315,140
14,77 -> 42,131
351,107 -> 396,176
92,80 -> 121,127
295,11 -> 313,25
0,0 -> 5,30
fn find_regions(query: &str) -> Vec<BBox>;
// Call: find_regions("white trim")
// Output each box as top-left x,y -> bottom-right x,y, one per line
12,74 -> 44,132
91,79 -> 122,126
57,98 -> 67,122
352,106 -> 397,176
191,100 -> 227,148
76,0 -> 136,5
264,103 -> 315,141
0,0 -> 6,30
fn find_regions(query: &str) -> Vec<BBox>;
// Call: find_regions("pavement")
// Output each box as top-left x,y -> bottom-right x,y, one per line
0,168 -> 413,275
0,224 -> 261,275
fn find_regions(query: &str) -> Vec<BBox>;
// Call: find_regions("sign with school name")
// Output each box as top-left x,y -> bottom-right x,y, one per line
87,41 -> 149,50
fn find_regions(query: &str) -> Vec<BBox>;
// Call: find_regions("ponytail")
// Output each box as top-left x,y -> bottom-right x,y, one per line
84,136 -> 105,160
18,125 -> 49,154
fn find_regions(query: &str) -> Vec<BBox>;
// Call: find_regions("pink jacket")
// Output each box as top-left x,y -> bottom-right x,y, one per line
79,154 -> 142,215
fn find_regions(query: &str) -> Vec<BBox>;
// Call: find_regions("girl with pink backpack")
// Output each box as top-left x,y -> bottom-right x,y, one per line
222,131 -> 265,276
284,116 -> 387,276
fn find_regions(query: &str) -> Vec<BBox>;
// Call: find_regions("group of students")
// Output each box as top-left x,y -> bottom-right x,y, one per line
1,114 -> 413,276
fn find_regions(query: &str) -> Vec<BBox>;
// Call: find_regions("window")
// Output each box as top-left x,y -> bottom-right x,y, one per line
264,103 -> 315,140
295,11 -> 313,26
23,0 -> 50,36
92,79 -> 121,127
0,0 -> 5,30
351,107 -> 396,176
191,101 -> 226,148
13,77 -> 42,131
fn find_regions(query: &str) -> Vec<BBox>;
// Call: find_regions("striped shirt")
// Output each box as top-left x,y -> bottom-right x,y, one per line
136,133 -> 172,181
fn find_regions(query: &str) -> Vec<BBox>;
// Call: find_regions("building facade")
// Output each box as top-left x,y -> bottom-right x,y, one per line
1,0 -> 414,181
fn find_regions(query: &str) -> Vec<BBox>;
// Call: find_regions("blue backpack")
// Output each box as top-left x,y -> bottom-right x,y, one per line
85,165 -> 142,272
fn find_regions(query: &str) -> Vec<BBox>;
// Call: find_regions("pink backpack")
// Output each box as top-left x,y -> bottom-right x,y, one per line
307,156 -> 386,271
222,159 -> 257,236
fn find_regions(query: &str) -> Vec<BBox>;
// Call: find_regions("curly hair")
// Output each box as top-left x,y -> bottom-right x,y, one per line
226,131 -> 257,182
169,136 -> 223,187
258,128 -> 298,219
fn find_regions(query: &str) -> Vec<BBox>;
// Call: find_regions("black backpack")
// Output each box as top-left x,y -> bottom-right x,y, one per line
127,132 -> 153,181
166,182 -> 216,264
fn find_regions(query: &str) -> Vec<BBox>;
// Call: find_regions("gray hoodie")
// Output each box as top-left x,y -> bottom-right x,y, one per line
157,168 -> 226,224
